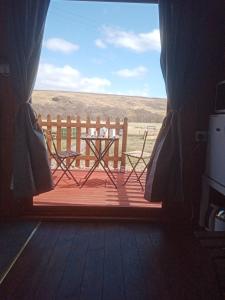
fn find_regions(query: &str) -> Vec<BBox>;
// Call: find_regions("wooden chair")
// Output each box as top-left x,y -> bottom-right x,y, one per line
44,130 -> 80,186
123,130 -> 150,189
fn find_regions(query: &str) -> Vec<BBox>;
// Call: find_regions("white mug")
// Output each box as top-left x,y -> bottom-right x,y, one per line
89,128 -> 96,137
110,129 -> 116,137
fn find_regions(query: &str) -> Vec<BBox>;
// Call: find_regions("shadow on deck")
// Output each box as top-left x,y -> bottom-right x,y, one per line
34,170 -> 161,209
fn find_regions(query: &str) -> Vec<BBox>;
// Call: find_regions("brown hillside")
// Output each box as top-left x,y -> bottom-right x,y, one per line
32,90 -> 166,122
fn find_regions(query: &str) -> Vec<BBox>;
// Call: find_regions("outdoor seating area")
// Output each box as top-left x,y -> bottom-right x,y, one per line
34,115 -> 158,207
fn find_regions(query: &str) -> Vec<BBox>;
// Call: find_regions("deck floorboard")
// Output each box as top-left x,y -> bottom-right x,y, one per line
34,170 -> 161,208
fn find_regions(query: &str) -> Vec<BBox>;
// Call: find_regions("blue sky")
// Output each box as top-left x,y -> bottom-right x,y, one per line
35,0 -> 166,98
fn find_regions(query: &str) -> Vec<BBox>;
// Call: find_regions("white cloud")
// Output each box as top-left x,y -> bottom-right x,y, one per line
44,38 -> 79,54
114,66 -> 148,78
35,63 -> 111,93
95,39 -> 107,49
99,26 -> 160,52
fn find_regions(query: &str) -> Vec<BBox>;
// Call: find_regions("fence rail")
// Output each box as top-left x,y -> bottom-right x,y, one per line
38,114 -> 128,170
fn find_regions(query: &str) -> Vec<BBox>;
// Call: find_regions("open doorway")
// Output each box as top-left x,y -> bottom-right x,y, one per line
32,0 -> 166,210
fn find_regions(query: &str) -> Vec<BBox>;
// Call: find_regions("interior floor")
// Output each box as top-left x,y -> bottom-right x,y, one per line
0,221 -> 37,277
0,222 -> 221,300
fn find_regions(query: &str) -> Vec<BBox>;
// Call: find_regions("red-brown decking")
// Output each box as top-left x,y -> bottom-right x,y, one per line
34,170 -> 161,208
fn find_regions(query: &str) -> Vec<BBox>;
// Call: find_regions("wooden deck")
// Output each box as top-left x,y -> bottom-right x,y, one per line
34,170 -> 161,208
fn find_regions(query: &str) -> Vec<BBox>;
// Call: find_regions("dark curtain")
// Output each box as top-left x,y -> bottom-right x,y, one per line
7,0 -> 53,198
145,0 -> 224,208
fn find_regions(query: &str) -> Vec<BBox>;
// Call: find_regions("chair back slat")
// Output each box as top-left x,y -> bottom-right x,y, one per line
44,129 -> 58,156
141,130 -> 148,156
50,132 -> 58,155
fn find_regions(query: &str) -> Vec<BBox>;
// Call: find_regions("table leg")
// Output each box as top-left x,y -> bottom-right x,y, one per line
80,139 -> 118,188
91,140 -> 117,188
88,140 -> 116,180
97,140 -> 117,180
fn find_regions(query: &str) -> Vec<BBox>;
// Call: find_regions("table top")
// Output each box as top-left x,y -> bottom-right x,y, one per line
81,135 -> 119,141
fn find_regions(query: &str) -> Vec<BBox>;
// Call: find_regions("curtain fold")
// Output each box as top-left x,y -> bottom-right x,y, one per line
145,0 -> 222,206
145,110 -> 182,203
7,0 -> 53,198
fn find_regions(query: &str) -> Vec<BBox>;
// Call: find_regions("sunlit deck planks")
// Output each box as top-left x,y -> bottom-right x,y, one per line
34,170 -> 161,208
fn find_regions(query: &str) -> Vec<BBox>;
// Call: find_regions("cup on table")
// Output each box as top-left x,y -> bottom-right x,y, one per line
88,128 -> 97,137
109,129 -> 116,138
100,127 -> 108,138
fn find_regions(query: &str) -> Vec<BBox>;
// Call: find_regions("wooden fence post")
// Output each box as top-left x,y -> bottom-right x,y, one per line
121,117 -> 128,171
37,114 -> 42,128
56,115 -> 61,153
66,115 -> 71,166
76,115 -> 81,167
114,117 -> 120,170
47,114 -> 51,132
46,114 -> 52,163
95,116 -> 100,167
47,114 -> 52,148
104,117 -> 110,167
85,115 -> 90,168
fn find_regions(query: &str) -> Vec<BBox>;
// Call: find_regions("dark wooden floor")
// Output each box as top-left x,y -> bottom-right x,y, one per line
0,221 -> 37,276
0,222 -> 222,300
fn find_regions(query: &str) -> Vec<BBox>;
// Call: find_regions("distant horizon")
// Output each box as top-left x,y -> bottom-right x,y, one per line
33,89 -> 167,100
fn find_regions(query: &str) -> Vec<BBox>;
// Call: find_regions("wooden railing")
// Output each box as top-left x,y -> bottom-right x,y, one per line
38,114 -> 128,170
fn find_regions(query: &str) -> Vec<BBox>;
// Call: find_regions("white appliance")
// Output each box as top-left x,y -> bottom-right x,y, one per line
200,83 -> 225,230
206,114 -> 225,187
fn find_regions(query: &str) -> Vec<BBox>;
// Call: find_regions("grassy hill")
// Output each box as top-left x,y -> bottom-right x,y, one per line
32,90 -> 166,123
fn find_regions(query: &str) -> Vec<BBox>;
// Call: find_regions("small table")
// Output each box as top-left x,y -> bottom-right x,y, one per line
80,136 -> 119,188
